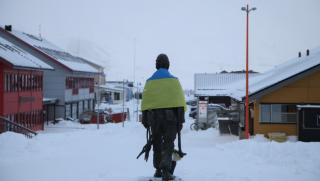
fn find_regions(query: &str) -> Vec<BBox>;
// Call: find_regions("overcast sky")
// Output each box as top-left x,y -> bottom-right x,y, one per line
1,0 -> 320,89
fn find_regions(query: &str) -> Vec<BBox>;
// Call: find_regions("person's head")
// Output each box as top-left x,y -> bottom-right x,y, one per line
156,53 -> 170,70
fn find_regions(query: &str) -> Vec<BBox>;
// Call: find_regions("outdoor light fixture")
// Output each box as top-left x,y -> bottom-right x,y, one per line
241,6 -> 257,13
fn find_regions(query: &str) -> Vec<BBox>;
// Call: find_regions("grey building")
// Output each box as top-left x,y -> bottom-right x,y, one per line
0,26 -> 102,121
193,72 -> 259,132
98,81 -> 134,104
194,72 -> 259,107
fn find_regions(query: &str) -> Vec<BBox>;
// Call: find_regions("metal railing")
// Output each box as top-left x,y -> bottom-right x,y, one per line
0,116 -> 37,138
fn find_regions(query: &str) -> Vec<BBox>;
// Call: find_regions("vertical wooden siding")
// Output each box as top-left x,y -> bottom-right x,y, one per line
253,71 -> 320,136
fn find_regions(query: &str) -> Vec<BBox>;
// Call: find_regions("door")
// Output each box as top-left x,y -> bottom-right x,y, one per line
298,107 -> 320,142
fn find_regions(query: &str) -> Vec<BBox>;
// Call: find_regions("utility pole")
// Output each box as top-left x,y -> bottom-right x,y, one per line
241,4 -> 256,139
133,38 -> 136,85
122,79 -> 125,127
96,74 -> 100,129
136,82 -> 140,122
133,38 -> 138,122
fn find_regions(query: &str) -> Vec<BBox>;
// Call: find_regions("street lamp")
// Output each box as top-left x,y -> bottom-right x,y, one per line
241,4 -> 256,139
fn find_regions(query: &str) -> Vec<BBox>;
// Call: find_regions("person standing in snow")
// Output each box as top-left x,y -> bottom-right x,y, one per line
141,54 -> 186,181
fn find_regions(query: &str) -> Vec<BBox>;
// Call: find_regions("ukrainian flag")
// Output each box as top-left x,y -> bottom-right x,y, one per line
141,68 -> 186,111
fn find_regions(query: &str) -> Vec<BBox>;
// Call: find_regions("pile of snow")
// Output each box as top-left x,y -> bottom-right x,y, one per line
97,102 -> 130,114
1,116 -> 320,181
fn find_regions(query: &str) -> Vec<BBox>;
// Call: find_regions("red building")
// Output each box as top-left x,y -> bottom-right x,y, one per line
0,35 -> 53,132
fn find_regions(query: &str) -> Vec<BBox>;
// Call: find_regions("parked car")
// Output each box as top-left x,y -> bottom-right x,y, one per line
79,111 -> 106,124
186,99 -> 197,106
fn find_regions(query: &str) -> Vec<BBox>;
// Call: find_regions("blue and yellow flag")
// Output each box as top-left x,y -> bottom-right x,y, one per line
141,68 -> 186,111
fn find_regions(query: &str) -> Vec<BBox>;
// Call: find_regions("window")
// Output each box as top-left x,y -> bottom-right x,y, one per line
7,74 -> 9,91
66,77 -> 94,92
21,74 -> 25,91
83,100 -> 88,111
88,100 -> 91,110
31,74 -> 34,90
114,92 -> 120,100
39,75 -> 43,91
72,103 -> 78,119
65,104 -> 71,118
260,104 -> 297,123
26,74 -> 29,91
78,101 -> 83,116
17,74 -> 21,91
4,73 -> 7,92
12,74 -> 15,91
4,72 -> 13,92
89,78 -> 94,93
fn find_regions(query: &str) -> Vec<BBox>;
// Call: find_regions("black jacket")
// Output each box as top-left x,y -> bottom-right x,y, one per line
142,107 -> 185,129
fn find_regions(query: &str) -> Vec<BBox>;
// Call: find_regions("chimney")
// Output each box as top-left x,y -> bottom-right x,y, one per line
306,49 -> 310,56
298,52 -> 301,58
4,25 -> 12,31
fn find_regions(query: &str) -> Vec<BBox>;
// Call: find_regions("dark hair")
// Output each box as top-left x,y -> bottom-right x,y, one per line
156,54 -> 170,69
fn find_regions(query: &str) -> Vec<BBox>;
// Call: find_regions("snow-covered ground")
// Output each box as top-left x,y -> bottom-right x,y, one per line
1,104 -> 320,181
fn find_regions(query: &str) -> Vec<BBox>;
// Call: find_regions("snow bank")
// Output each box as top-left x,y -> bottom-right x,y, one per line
1,119 -> 320,181
0,132 -> 30,154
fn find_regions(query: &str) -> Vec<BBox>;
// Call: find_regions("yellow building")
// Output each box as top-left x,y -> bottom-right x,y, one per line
246,49 -> 320,141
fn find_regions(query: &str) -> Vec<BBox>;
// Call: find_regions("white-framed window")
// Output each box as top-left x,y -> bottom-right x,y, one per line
72,103 -> 78,119
88,100 -> 92,110
114,92 -> 120,100
260,104 -> 297,123
78,101 -> 83,116
65,104 -> 71,118
83,100 -> 88,111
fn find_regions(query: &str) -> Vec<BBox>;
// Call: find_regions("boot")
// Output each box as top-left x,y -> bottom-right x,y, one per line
162,170 -> 175,181
154,169 -> 162,178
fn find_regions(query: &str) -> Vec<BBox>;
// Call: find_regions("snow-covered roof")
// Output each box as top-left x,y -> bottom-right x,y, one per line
297,105 -> 320,108
195,73 -> 246,90
98,84 -> 123,92
38,47 -> 99,73
194,73 -> 258,97
43,97 -> 58,104
0,36 -> 53,70
107,81 -> 133,87
195,47 -> 320,101
227,47 -> 320,100
10,30 -> 99,73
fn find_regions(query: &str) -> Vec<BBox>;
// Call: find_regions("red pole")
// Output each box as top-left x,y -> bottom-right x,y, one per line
245,4 -> 250,139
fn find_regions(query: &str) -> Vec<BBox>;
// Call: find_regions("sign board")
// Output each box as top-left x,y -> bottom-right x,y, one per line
19,96 -> 35,103
198,101 -> 208,119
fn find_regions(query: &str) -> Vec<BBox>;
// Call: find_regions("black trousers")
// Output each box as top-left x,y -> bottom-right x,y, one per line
149,109 -> 178,171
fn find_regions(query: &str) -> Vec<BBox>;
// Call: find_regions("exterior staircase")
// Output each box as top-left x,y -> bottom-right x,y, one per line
0,116 -> 37,138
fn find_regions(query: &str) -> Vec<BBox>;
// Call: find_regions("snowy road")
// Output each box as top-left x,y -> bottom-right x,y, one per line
1,118 -> 320,181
